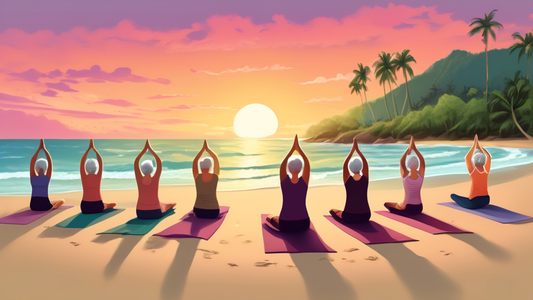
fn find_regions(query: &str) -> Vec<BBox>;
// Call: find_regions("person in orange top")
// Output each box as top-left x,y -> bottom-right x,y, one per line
134,140 -> 176,219
79,139 -> 116,214
450,134 -> 491,209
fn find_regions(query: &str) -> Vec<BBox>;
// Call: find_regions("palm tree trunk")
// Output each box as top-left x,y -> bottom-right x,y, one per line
383,85 -> 392,121
359,94 -> 366,127
364,90 -> 377,123
401,69 -> 411,115
485,42 -> 489,102
527,55 -> 530,84
388,80 -> 398,118
511,107 -> 533,140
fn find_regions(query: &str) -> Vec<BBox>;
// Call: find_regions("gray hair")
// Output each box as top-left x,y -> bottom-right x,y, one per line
140,160 -> 154,175
288,156 -> 303,173
472,152 -> 486,167
35,158 -> 48,173
407,156 -> 419,171
200,157 -> 213,169
85,158 -> 99,175
349,157 -> 363,174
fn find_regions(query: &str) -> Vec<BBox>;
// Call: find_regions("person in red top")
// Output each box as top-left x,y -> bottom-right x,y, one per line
134,140 -> 176,219
79,139 -> 116,214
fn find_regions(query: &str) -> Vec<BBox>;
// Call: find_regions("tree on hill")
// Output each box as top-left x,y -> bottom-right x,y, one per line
352,63 -> 377,123
373,52 -> 397,119
509,31 -> 533,84
392,49 -> 417,115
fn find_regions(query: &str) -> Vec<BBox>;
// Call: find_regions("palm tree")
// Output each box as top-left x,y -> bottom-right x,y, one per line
373,52 -> 397,119
509,32 -> 533,84
391,49 -> 417,115
352,63 -> 377,122
446,81 -> 456,94
489,77 -> 533,140
468,9 -> 504,102
429,83 -> 442,98
349,79 -> 366,126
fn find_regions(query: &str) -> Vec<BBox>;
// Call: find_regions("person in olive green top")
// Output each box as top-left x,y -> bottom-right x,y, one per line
192,140 -> 220,219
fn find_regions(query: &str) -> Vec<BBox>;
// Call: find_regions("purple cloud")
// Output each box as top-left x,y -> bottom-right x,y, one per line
45,82 -> 78,92
105,37 -> 160,46
61,79 -> 79,84
0,92 -> 50,106
152,78 -> 172,85
411,11 -> 429,19
95,99 -> 137,107
235,28 -> 243,33
159,118 -> 192,124
66,65 -> 150,83
48,69 -> 62,77
146,94 -> 198,99
393,22 -> 415,29
186,30 -> 209,41
41,90 -> 58,97
8,68 -> 48,82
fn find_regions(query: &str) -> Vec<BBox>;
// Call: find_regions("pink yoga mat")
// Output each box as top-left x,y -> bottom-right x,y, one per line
153,206 -> 229,240
0,206 -> 74,225
375,211 -> 472,234
324,215 -> 417,244
261,214 -> 336,253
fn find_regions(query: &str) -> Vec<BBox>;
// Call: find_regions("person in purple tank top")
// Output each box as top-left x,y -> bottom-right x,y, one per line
29,139 -> 64,211
330,137 -> 371,223
266,135 -> 311,232
384,136 -> 425,216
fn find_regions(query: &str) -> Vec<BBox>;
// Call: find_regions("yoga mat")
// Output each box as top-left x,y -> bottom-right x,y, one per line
154,206 -> 229,240
261,214 -> 336,253
0,206 -> 73,225
438,202 -> 533,224
99,209 -> 175,235
56,208 -> 125,228
375,211 -> 472,234
324,216 -> 417,244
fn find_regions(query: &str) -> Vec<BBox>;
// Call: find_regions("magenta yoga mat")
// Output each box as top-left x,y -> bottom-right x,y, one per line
0,206 -> 74,225
153,206 -> 229,240
375,211 -> 472,234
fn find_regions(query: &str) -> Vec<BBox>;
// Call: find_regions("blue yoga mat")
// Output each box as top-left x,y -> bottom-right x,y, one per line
438,202 -> 533,224
98,209 -> 175,235
55,209 -> 125,228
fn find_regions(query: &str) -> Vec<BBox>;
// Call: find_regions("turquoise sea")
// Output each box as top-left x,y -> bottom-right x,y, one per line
1,139 -> 533,195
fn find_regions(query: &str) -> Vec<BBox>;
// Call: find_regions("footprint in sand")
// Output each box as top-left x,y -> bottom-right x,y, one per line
220,240 -> 229,244
243,240 -> 252,244
341,258 -> 355,263
228,263 -> 238,267
235,234 -> 244,237
344,247 -> 359,252
255,261 -> 277,267
70,242 -> 80,247
198,249 -> 219,259
365,256 -> 379,261
286,265 -> 296,269
319,257 -> 334,262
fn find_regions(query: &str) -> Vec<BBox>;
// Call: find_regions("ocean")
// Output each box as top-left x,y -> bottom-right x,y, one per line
1,139 -> 533,195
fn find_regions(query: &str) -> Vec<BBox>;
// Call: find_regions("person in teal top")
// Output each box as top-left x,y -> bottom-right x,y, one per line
29,139 -> 64,211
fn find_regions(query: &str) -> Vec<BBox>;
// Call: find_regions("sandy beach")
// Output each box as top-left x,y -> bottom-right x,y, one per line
1,140 -> 532,300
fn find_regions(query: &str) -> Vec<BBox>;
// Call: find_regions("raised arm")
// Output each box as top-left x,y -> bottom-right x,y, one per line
205,141 -> 220,176
80,141 -> 91,177
92,140 -> 103,177
192,140 -> 206,178
400,137 -> 412,178
42,141 -> 53,178
355,140 -> 369,179
134,140 -> 149,178
343,139 -> 357,183
29,139 -> 43,178
147,140 -> 162,179
280,136 -> 297,182
295,137 -> 311,185
465,135 -> 478,174
480,145 -> 491,173
411,140 -> 425,178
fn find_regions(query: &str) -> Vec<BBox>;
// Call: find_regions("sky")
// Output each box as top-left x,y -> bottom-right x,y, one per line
0,0 -> 532,139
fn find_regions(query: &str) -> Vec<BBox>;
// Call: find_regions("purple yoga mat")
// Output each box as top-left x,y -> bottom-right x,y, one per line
261,214 -> 336,253
324,216 -> 417,244
0,206 -> 74,225
438,202 -> 533,224
153,206 -> 229,240
375,211 -> 472,234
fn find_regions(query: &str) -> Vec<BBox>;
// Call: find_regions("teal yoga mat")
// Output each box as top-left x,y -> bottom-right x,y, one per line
98,209 -> 175,235
55,209 -> 125,228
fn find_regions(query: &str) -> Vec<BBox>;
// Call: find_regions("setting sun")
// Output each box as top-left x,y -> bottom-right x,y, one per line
233,104 -> 278,138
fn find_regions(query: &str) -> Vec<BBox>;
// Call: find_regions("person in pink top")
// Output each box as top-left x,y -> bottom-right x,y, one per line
384,136 -> 425,216
79,139 -> 116,214
29,139 -> 64,211
134,140 -> 176,219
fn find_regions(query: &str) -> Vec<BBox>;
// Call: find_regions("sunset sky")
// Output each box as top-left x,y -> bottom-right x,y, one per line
1,0 -> 532,139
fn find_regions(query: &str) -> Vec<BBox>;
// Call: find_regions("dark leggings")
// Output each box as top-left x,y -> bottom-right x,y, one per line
137,209 -> 163,219
279,218 -> 311,233
337,211 -> 371,223
193,207 -> 220,219
30,196 -> 53,211
81,200 -> 105,214
451,194 -> 490,209
386,204 -> 423,216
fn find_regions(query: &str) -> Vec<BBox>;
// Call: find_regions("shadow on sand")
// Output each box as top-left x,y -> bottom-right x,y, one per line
290,253 -> 357,300
92,234 -> 143,278
160,239 -> 200,300
450,233 -> 511,261
38,226 -> 83,239
369,243 -> 460,300
144,235 -> 170,250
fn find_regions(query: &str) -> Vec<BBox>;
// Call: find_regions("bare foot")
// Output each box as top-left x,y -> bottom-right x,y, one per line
384,202 -> 403,210
266,214 -> 274,222
161,203 -> 176,213
51,200 -> 65,210
104,203 -> 116,210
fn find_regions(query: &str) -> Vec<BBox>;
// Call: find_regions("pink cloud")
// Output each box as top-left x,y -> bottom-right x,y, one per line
159,118 -> 193,124
0,92 -> 50,106
152,78 -> 171,85
48,69 -> 62,77
66,65 -> 150,83
45,82 -> 78,92
191,64 -> 292,75
168,105 -> 232,110
95,99 -> 137,107
41,90 -> 58,97
146,94 -> 198,99
8,68 -> 47,82
1,102 -> 138,119
298,73 -> 355,85
0,108 -> 91,139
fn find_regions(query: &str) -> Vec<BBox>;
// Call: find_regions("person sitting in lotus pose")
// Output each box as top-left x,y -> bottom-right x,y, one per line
134,140 -> 175,219
384,136 -> 425,216
266,135 -> 311,232
29,139 -> 64,211
330,137 -> 371,223
192,140 -> 221,219
80,139 -> 116,214
450,134 -> 491,209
